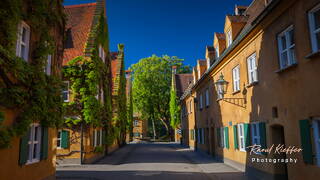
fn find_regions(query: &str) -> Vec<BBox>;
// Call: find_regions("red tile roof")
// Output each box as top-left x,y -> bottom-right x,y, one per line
110,52 -> 119,89
63,3 -> 97,66
215,33 -> 226,40
175,74 -> 193,98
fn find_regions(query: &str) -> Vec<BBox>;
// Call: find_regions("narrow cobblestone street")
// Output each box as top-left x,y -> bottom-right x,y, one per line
56,142 -> 249,180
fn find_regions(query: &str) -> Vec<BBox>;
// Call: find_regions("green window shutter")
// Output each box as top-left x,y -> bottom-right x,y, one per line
299,119 -> 313,164
233,125 -> 238,149
244,123 -> 251,148
40,127 -> 49,160
19,130 -> 30,165
259,122 -> 267,149
225,127 -> 229,149
61,130 -> 69,149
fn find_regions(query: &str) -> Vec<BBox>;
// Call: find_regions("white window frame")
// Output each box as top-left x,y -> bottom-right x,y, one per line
199,94 -> 203,110
45,54 -> 52,75
312,119 -> 320,166
251,123 -> 261,146
94,129 -> 103,147
232,65 -> 240,92
57,130 -> 62,149
215,45 -> 219,58
308,4 -> 320,53
16,21 -> 30,61
227,30 -> 232,47
277,25 -> 296,69
62,81 -> 69,102
99,45 -> 105,62
238,124 -> 246,152
247,53 -> 258,84
205,89 -> 209,107
133,120 -> 139,127
220,127 -> 225,148
27,123 -> 41,164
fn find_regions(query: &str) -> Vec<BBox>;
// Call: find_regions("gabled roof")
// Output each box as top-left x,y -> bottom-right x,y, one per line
226,15 -> 249,23
215,33 -> 226,40
175,74 -> 193,98
63,3 -> 97,65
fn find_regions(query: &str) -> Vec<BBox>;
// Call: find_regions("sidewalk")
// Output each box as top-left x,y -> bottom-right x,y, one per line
172,145 -> 252,180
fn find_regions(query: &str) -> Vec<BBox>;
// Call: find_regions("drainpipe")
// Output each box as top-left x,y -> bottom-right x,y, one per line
80,121 -> 84,164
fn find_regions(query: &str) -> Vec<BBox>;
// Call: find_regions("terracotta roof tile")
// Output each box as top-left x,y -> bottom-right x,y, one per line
175,74 -> 193,98
63,3 -> 97,66
227,15 -> 249,23
215,33 -> 226,39
110,52 -> 119,89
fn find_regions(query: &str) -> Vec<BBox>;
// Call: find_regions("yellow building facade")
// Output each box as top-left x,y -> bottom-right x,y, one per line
181,0 -> 320,179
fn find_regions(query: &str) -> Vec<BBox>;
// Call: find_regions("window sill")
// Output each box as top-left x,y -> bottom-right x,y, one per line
305,50 -> 320,59
232,90 -> 241,95
246,81 -> 259,88
26,160 -> 40,165
275,63 -> 297,73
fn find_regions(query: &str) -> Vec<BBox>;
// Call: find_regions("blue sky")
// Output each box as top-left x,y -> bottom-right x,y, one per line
64,0 -> 253,69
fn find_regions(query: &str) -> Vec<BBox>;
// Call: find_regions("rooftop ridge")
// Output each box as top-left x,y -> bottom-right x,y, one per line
64,2 -> 97,9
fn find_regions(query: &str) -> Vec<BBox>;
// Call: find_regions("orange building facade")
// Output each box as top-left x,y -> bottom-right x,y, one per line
180,0 -> 320,179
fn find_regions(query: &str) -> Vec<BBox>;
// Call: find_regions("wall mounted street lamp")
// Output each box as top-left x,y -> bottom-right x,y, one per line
214,73 -> 229,100
214,73 -> 247,108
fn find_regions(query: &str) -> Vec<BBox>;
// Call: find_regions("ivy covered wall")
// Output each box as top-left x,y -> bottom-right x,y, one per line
0,0 -> 65,148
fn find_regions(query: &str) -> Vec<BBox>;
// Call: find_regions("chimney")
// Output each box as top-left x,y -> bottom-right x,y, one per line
172,65 -> 177,74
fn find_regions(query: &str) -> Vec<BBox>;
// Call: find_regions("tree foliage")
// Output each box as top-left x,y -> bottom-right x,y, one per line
131,55 -> 190,139
169,88 -> 180,129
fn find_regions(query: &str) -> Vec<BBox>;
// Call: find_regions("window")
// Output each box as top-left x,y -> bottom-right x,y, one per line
133,120 -> 139,127
277,26 -> 296,69
199,94 -> 203,110
62,81 -> 69,102
205,89 -> 210,107
99,45 -> 105,62
232,65 -> 240,92
238,124 -> 245,151
45,54 -> 52,75
57,130 -> 62,148
312,119 -> 320,166
197,129 -> 203,144
251,123 -> 261,145
227,30 -> 232,47
309,4 -> 320,53
247,53 -> 258,84
27,123 -> 42,164
220,127 -> 225,148
16,21 -> 30,61
94,129 -> 102,147
190,129 -> 195,140
215,45 -> 219,58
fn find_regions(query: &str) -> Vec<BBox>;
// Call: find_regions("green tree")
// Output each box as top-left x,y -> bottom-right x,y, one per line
169,88 -> 180,129
131,55 -> 190,140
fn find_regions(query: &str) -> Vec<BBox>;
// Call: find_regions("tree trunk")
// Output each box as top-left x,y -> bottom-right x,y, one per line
151,117 -> 156,140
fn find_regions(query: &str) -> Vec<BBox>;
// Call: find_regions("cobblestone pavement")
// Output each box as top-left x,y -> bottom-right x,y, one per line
56,142 -> 249,180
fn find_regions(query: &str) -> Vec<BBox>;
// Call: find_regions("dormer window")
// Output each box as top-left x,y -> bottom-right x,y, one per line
227,30 -> 232,47
16,21 -> 30,61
